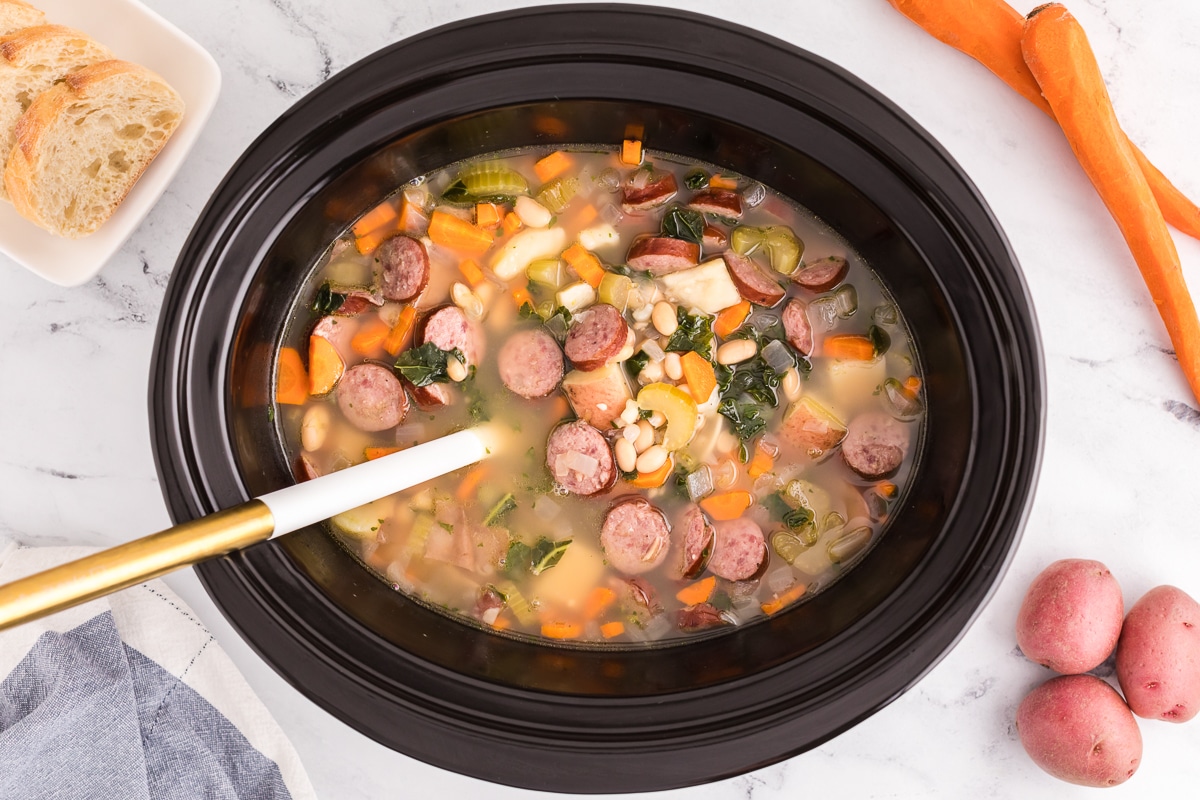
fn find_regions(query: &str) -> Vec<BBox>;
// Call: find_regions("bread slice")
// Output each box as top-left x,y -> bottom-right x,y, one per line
4,59 -> 184,238
0,0 -> 44,36
0,25 -> 114,199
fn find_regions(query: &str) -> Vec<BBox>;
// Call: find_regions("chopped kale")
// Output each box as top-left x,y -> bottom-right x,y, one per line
683,169 -> 709,191
868,324 -> 891,357
311,282 -> 346,315
393,342 -> 465,387
625,349 -> 651,381
504,537 -> 571,576
664,308 -> 715,359
717,398 -> 767,441
661,205 -> 705,244
483,493 -> 517,527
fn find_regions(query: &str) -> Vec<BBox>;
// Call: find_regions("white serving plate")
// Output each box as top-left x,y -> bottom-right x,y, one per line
0,0 -> 220,286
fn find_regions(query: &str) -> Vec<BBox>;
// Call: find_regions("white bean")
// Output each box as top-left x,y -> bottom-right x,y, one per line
446,356 -> 468,382
451,282 -> 484,320
652,301 -> 678,336
634,419 -> 655,453
636,444 -> 669,474
664,352 -> 683,381
300,404 -> 331,452
615,438 -> 638,473
716,339 -> 758,365
647,411 -> 666,429
782,367 -> 803,402
514,195 -> 552,228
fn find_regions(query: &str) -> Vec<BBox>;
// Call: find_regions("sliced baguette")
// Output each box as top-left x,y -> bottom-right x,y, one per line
4,59 -> 184,238
0,0 -> 44,36
0,25 -> 114,199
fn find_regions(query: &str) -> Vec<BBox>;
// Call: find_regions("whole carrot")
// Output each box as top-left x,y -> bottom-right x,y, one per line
1022,3 -> 1200,405
885,0 -> 1200,241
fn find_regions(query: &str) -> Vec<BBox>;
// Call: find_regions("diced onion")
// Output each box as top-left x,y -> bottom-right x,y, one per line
761,339 -> 795,373
766,566 -> 796,594
556,450 -> 599,477
640,339 -> 666,362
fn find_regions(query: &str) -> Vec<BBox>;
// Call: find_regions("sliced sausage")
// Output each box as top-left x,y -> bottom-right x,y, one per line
402,377 -> 453,410
334,289 -> 384,316
498,328 -> 564,398
842,411 -> 910,480
621,172 -> 678,213
600,497 -> 670,575
702,224 -> 728,250
676,504 -> 714,579
793,256 -> 849,293
626,235 -> 700,275
563,304 -> 628,371
723,251 -> 785,307
708,518 -> 767,581
677,603 -> 729,631
782,298 -> 813,355
298,454 -> 320,481
562,363 -> 632,429
420,305 -> 483,366
337,363 -> 409,432
377,234 -> 430,302
545,420 -> 616,496
688,188 -> 743,220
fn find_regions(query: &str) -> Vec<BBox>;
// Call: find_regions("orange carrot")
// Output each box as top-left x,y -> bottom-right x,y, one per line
562,243 -> 605,288
364,446 -> 402,461
878,481 -> 898,499
428,209 -> 494,255
459,258 -> 486,287
628,457 -> 673,489
700,490 -> 753,521
903,376 -> 922,395
535,151 -> 572,183
713,300 -> 751,338
308,335 -> 344,396
490,615 -> 511,631
352,200 -> 397,239
599,621 -> 625,639
355,225 -> 398,255
512,285 -> 533,310
350,318 -> 390,356
275,347 -> 308,405
823,335 -> 876,361
540,621 -> 582,640
675,575 -> 716,606
398,196 -> 428,235
455,464 -> 489,501
680,351 -> 717,403
383,305 -> 416,356
575,204 -> 598,227
761,583 -> 807,616
747,444 -> 774,479
621,139 -> 642,166
475,202 -> 503,229
709,174 -> 738,190
1023,4 -> 1200,405
584,587 -> 617,620
885,0 -> 1200,240
501,212 -> 523,236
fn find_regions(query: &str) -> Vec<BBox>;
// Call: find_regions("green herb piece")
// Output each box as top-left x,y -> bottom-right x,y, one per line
665,308 -> 715,358
483,493 -> 517,527
462,372 -> 490,423
718,398 -> 767,441
625,349 -> 651,380
438,521 -> 455,534
783,507 -> 815,531
503,541 -> 533,577
311,283 -> 346,315
440,179 -> 474,205
541,305 -> 573,342
868,324 -> 891,357
619,468 -> 639,482
683,169 -> 709,191
518,301 -> 539,320
719,353 -> 781,407
530,538 -> 572,575
661,205 -> 705,244
393,342 -> 465,387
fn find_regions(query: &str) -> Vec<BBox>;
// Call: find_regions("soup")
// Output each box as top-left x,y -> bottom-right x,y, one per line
272,144 -> 924,644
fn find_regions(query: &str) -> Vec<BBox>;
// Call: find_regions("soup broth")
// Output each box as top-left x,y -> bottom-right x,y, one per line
273,145 -> 924,644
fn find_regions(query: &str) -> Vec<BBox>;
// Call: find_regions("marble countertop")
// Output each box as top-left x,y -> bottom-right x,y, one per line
3,0 -> 1200,796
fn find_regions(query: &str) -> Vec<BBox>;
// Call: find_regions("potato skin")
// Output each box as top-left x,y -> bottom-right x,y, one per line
1016,675 -> 1142,787
1115,585 -> 1200,722
1016,559 -> 1124,674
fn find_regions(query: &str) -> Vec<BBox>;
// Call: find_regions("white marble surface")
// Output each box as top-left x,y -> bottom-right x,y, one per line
2,0 -> 1200,796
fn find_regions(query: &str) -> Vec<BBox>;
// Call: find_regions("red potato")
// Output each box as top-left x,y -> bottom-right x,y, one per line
1016,559 -> 1124,674
1016,674 -> 1142,788
1116,585 -> 1200,723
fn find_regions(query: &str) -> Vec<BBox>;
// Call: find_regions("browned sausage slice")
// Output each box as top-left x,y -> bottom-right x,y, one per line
600,497 -> 670,575
333,289 -> 384,316
420,305 -> 483,366
402,377 -> 453,410
563,304 -> 628,371
498,328 -> 563,398
626,235 -> 700,275
337,363 -> 409,432
676,504 -> 714,579
841,411 -> 910,480
702,224 -> 728,250
723,251 -> 786,307
688,188 -> 743,219
298,454 -> 320,481
545,420 -> 616,496
708,518 -> 767,581
377,234 -> 430,302
677,603 -> 729,631
621,172 -> 678,213
782,298 -> 813,355
793,256 -> 849,293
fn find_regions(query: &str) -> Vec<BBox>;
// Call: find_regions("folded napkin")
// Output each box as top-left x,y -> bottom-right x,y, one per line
0,539 -> 316,800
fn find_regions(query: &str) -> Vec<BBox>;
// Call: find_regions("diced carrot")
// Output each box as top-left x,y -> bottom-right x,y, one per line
709,174 -> 738,190
675,575 -> 716,606
455,464 -> 490,501
364,446 -> 402,461
490,614 -> 511,631
575,204 -> 598,226
459,258 -> 486,287
383,305 -> 416,356
308,335 -> 344,396
534,151 -> 572,183
562,243 -> 605,288
540,621 -> 582,640
621,139 -> 643,166
761,583 -> 808,616
350,318 -> 390,357
275,347 -> 308,405
903,376 -> 922,395
700,490 -> 753,521
878,481 -> 898,499
428,209 -> 494,255
599,621 -> 625,639
584,587 -> 617,620
512,284 -> 533,310
628,456 -> 673,489
823,335 -> 876,361
352,200 -> 398,239
747,443 -> 775,478
475,202 -> 503,229
713,300 -> 751,338
501,212 -> 523,236
398,196 -> 428,235
680,351 -> 717,404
